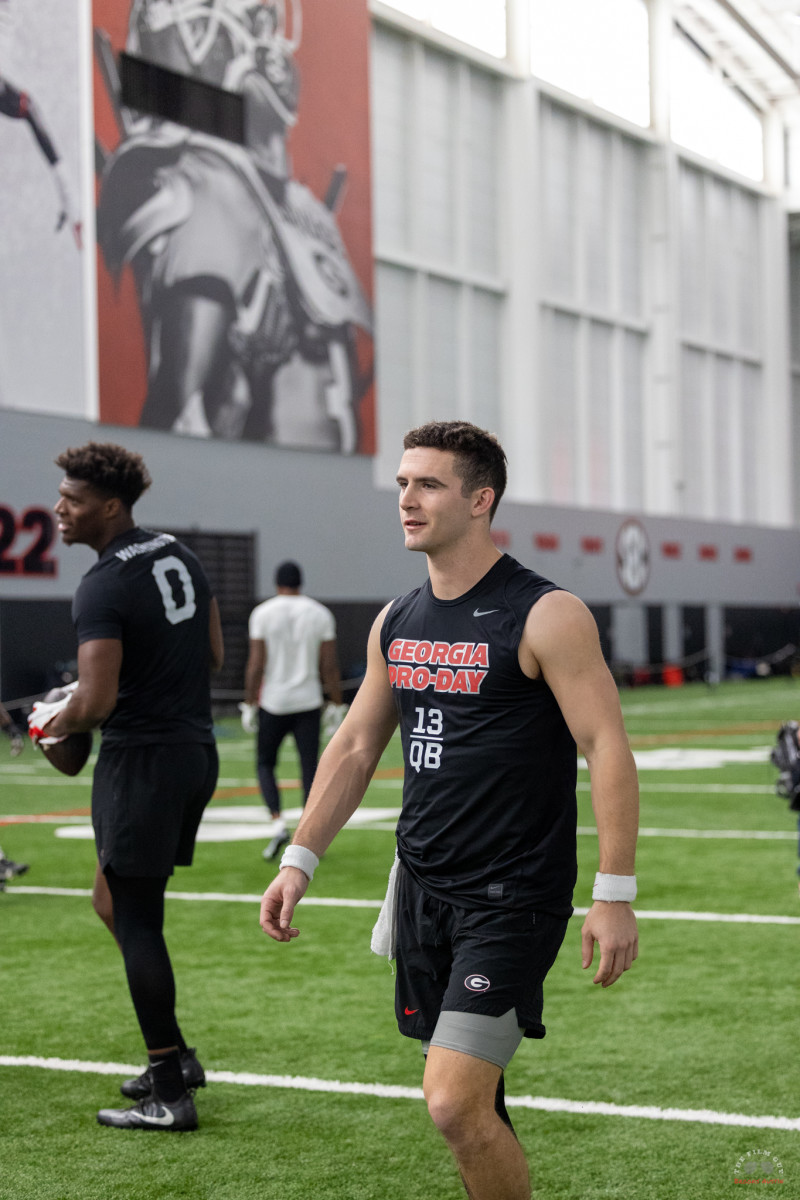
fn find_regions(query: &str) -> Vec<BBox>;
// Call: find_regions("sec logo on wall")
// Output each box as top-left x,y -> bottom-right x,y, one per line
615,518 -> 650,596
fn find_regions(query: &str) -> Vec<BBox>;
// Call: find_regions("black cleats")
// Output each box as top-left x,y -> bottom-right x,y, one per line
263,830 -> 290,860
97,1091 -> 198,1131
120,1047 -> 206,1100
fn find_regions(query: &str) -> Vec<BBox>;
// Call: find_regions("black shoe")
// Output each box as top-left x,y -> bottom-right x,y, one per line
0,857 -> 29,882
97,1091 -> 198,1131
263,831 -> 290,861
120,1048 -> 206,1100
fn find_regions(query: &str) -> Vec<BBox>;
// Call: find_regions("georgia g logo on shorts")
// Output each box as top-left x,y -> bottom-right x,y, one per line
464,973 -> 491,992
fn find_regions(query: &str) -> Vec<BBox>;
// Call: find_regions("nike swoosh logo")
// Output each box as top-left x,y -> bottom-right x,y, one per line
131,1107 -> 176,1127
473,608 -> 498,617
404,1007 -> 419,1015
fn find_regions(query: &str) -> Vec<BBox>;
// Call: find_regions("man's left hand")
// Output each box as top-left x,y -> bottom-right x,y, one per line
580,901 -> 638,988
238,702 -> 259,734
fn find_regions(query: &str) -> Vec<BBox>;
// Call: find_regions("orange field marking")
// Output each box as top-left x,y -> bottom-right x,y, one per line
629,721 -> 778,746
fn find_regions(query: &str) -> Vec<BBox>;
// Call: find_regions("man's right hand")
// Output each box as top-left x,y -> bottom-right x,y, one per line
260,866 -> 309,942
27,691 -> 74,744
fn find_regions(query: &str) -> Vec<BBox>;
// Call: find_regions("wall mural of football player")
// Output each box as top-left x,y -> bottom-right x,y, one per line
94,0 -> 374,453
0,73 -> 82,247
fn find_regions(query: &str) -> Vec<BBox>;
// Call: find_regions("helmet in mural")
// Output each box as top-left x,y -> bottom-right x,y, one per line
250,0 -> 301,127
129,1 -> 302,124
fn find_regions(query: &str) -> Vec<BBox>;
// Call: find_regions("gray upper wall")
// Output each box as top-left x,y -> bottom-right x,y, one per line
1,408 -> 798,609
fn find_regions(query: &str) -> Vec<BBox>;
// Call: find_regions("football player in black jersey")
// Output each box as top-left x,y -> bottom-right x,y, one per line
31,442 -> 223,1132
261,421 -> 639,1200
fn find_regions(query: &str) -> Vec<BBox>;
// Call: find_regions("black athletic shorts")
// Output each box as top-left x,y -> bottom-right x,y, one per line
394,866 -> 570,1042
92,741 -> 219,877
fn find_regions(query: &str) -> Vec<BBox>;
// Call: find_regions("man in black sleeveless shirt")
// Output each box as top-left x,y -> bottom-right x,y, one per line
29,443 -> 223,1132
261,421 -> 639,1199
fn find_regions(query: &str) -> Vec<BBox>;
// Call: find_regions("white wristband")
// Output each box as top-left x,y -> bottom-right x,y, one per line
592,872 -> 637,902
280,844 -> 320,882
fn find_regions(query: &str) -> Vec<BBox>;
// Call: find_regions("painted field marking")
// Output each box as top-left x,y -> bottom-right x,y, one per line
9,886 -> 800,925
601,827 -> 796,841
362,823 -> 799,840
0,745 -> 776,791
44,820 -> 800,842
1,1054 -> 798,1132
5,790 -> 797,843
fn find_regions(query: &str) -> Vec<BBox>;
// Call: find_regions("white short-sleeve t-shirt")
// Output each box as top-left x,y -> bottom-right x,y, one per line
249,594 -> 336,714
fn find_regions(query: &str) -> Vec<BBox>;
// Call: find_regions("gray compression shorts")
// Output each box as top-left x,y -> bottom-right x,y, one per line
423,1007 -> 525,1070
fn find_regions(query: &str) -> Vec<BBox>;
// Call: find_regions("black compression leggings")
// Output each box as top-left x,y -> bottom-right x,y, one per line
104,868 -> 183,1052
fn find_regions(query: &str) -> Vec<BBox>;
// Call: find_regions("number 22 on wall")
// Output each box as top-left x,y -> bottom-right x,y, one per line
0,507 -> 58,576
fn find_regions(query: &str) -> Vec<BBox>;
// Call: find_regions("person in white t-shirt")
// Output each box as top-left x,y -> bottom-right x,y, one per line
242,561 -> 345,859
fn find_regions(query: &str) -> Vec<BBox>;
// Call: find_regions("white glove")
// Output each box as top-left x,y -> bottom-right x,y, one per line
322,702 -> 348,739
239,702 -> 259,734
28,692 -> 73,744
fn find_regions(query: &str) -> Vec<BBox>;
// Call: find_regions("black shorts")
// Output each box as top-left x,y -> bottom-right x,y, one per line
394,867 -> 569,1042
92,742 -> 219,877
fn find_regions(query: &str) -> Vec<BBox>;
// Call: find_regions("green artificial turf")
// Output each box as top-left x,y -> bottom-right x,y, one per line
3,677 -> 800,1199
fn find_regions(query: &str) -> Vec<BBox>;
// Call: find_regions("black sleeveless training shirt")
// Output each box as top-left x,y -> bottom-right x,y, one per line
380,554 -> 577,914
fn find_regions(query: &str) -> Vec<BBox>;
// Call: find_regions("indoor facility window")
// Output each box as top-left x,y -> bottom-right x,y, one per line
381,0 -> 507,59
670,27 -> 764,181
531,0 -> 650,128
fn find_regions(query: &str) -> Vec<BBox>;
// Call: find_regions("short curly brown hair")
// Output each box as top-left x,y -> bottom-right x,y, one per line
55,442 -> 152,510
403,421 -> 507,519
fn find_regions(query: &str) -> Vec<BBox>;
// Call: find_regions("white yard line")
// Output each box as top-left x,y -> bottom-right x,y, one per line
0,776 -> 90,786
9,885 -> 800,924
9,816 -> 796,841
580,827 -> 797,841
1,1054 -> 798,1131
